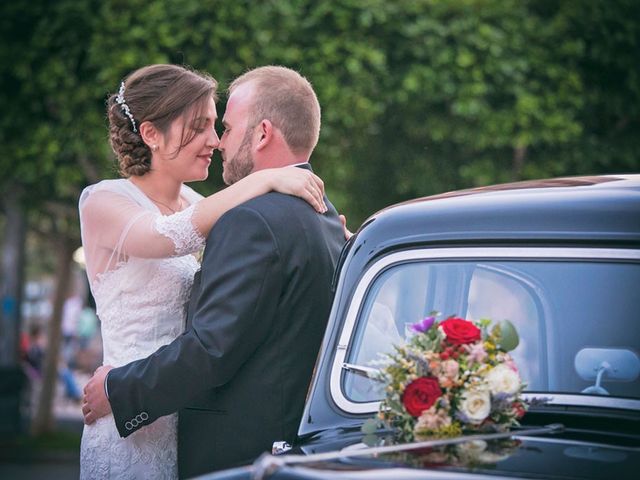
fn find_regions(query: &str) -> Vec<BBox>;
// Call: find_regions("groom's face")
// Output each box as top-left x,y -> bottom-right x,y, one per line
219,83 -> 257,185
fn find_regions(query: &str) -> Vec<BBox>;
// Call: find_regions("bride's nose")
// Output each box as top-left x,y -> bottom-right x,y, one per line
206,127 -> 220,149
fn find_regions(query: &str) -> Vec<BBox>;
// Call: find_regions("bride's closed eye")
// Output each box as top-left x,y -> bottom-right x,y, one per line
191,121 -> 207,134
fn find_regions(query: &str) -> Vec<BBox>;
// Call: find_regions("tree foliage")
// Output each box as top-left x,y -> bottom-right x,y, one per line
1,1 -> 107,212
1,0 -> 639,225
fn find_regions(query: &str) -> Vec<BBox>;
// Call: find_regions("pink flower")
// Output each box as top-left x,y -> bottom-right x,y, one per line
442,359 -> 460,378
414,406 -> 452,432
504,354 -> 519,372
466,342 -> 488,363
436,360 -> 460,389
497,353 -> 519,372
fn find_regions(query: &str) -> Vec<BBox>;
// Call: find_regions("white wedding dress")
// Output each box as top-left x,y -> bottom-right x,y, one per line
78,179 -> 205,479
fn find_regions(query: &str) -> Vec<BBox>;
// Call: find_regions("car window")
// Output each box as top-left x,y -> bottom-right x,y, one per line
342,258 -> 640,404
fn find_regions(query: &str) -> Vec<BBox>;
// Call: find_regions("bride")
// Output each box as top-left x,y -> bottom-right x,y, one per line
78,64 -> 327,479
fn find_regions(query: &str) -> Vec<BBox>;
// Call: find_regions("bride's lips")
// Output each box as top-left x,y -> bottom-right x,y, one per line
197,154 -> 212,164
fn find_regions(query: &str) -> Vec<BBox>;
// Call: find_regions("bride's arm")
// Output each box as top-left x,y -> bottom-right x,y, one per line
80,167 -> 326,263
190,166 -> 326,237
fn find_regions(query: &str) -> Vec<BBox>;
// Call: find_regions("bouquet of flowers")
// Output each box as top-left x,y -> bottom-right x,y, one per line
376,315 -> 526,442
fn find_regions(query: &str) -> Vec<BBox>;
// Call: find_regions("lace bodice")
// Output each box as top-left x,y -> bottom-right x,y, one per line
94,254 -> 199,367
80,179 -> 205,365
79,179 -> 205,479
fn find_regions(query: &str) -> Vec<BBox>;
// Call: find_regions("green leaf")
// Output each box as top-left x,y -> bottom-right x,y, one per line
362,434 -> 378,447
498,319 -> 520,352
361,417 -> 379,435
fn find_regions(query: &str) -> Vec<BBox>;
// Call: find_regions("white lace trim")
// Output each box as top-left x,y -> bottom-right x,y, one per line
153,204 -> 205,256
80,413 -> 178,479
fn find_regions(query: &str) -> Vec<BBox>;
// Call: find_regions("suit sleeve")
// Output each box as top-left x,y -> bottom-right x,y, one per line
106,206 -> 283,438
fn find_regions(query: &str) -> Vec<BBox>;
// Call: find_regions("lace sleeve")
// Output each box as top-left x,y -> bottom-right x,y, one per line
79,183 -> 205,282
154,204 -> 206,256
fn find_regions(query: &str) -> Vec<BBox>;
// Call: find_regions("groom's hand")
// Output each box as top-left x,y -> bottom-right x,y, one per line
82,365 -> 114,425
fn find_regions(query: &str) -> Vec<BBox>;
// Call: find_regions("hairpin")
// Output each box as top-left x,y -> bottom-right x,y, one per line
115,81 -> 137,133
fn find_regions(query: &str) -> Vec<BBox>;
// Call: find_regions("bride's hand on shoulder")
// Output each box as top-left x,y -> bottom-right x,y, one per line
262,167 -> 327,213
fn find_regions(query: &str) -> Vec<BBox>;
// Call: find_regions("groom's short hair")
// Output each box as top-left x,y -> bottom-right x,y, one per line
229,66 -> 321,154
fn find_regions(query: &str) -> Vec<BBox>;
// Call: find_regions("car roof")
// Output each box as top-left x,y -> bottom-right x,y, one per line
354,174 -> 640,256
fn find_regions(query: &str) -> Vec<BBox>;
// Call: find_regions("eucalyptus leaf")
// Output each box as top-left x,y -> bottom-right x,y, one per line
362,434 -> 379,447
361,417 -> 379,435
498,319 -> 520,352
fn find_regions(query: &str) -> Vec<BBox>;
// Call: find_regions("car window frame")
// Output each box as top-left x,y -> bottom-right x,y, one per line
329,246 -> 640,415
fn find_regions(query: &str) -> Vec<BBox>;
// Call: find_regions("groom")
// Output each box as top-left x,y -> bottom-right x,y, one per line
82,66 -> 345,477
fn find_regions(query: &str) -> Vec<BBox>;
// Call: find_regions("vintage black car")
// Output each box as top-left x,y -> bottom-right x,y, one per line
204,175 -> 640,479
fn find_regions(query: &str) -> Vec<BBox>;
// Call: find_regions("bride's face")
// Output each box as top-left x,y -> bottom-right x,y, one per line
158,96 -> 219,182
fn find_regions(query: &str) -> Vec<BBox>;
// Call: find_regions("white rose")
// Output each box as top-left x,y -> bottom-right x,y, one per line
477,451 -> 511,464
456,439 -> 487,457
458,388 -> 491,424
485,364 -> 521,398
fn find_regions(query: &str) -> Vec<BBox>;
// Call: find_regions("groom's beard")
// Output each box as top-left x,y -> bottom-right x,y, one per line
222,127 -> 255,185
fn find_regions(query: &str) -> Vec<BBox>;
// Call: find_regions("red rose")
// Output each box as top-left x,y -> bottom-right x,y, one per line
440,317 -> 481,345
402,377 -> 442,417
513,402 -> 526,418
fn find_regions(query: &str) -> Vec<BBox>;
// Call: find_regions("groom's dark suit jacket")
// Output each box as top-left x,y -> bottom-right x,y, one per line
106,166 -> 344,478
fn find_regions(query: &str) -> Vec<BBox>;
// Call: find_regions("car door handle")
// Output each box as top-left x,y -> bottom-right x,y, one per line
342,362 -> 382,380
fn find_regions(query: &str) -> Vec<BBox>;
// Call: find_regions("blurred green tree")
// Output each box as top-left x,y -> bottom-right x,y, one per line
3,0 -> 639,225
0,0 -> 105,434
524,0 -> 640,179
5,0 -> 634,226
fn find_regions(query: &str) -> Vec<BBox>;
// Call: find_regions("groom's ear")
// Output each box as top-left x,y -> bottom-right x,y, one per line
255,119 -> 273,151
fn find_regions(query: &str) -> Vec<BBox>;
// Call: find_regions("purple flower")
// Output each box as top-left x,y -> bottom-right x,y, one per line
411,316 -> 435,333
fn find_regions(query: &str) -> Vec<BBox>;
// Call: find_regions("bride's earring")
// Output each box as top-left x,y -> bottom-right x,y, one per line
151,144 -> 158,152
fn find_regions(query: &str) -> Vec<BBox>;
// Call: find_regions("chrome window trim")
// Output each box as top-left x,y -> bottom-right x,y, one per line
329,247 -> 640,414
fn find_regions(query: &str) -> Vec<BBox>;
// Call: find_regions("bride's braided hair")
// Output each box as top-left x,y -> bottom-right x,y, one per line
107,64 -> 218,177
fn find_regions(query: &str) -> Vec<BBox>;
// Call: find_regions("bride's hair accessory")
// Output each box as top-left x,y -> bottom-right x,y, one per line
115,81 -> 138,133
